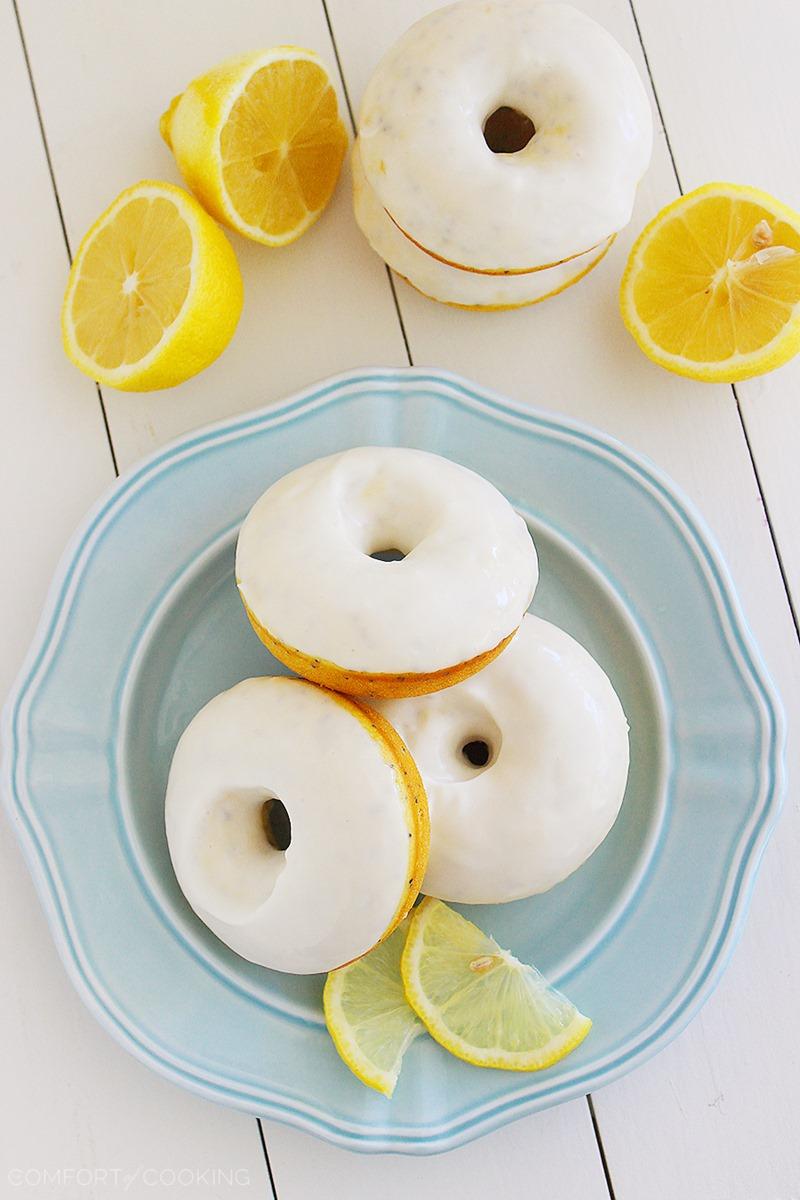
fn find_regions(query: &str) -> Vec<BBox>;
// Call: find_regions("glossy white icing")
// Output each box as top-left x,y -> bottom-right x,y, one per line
165,676 -> 413,974
236,447 -> 537,675
358,0 -> 652,271
375,614 -> 630,903
352,139 -> 612,306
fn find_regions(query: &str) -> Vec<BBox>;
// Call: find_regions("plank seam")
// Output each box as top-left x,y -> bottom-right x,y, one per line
733,385 -> 800,638
587,1094 -> 618,1200
625,0 -> 684,193
319,0 -> 413,365
618,6 -> 800,1191
12,0 -> 120,477
628,0 -> 800,646
257,1119 -> 280,1200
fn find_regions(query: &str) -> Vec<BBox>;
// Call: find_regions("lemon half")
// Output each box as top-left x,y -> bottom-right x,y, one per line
161,47 -> 348,247
324,917 -> 423,1097
401,898 -> 592,1072
61,180 -> 243,391
620,182 -> 800,382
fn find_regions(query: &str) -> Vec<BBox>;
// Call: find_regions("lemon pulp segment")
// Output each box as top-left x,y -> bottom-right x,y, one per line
161,49 -> 348,247
61,181 -> 243,391
221,58 -> 346,239
401,898 -> 591,1071
324,918 -> 423,1097
621,183 -> 800,382
71,195 -> 192,370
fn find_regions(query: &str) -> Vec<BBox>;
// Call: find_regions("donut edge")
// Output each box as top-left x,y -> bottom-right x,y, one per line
387,207 -> 607,276
241,598 -> 518,697
392,234 -> 616,311
320,687 -> 431,968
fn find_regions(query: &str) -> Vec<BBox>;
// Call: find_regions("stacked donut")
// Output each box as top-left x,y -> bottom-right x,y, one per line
165,447 -> 630,975
353,0 -> 653,309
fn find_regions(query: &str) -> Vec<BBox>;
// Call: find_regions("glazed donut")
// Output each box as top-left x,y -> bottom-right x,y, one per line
374,614 -> 629,903
352,140 -> 614,309
236,447 -> 537,698
358,0 -> 652,273
165,676 -> 429,974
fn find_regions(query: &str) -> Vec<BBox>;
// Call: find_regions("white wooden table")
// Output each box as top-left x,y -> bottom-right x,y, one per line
2,1 -> 799,1195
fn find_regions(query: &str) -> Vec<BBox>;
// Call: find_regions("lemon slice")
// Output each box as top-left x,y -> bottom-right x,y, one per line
324,917 -> 424,1097
620,182 -> 800,382
402,898 -> 591,1071
61,180 -> 243,392
161,48 -> 348,247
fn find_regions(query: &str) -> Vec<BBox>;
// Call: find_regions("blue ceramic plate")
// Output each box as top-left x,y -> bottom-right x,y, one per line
2,369 -> 784,1154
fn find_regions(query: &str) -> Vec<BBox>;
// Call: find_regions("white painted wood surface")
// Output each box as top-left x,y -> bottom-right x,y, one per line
17,0 -> 407,470
0,5 -> 270,1198
2,0 -> 798,1196
632,0 -> 800,615
265,1104 -> 611,1200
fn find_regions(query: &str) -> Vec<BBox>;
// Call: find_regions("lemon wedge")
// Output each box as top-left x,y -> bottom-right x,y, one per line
401,898 -> 591,1071
620,182 -> 800,382
61,180 -> 243,392
160,48 -> 348,247
324,917 -> 423,1097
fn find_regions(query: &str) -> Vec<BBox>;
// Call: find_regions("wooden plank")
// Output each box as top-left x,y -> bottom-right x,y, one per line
12,0 -> 800,1195
326,0 -> 739,495
17,0 -> 407,470
0,21 -> 114,710
584,0 -> 800,1195
0,7 -> 271,1197
14,0 -> 609,1192
263,1102 -> 611,1200
626,0 -> 800,608
325,1 -> 800,1197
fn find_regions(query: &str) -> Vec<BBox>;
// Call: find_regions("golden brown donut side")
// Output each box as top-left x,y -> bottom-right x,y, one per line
242,598 -> 518,698
318,688 -> 431,968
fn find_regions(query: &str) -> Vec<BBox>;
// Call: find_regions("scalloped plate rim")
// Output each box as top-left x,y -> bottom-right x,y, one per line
1,366 -> 786,1155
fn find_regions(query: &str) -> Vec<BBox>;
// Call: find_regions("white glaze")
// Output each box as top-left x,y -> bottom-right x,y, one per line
375,614 -> 630,903
236,447 -> 537,676
165,676 -> 414,974
352,139 -> 613,307
358,0 -> 652,271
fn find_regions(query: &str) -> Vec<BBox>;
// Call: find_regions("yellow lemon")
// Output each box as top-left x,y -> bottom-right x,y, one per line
160,48 -> 348,247
61,180 -> 243,392
401,898 -> 592,1072
620,182 -> 800,382
324,917 -> 423,1097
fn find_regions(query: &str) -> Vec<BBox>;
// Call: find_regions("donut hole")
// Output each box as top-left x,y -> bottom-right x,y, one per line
395,700 -> 502,783
261,797 -> 292,851
461,738 -> 492,768
190,787 -> 288,924
483,106 -> 536,154
339,465 -> 439,563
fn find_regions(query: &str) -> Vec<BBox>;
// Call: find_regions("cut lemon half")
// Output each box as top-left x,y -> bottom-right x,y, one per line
620,182 -> 800,382
61,180 -> 243,392
324,917 -> 424,1097
161,48 -> 348,247
402,898 -> 591,1071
